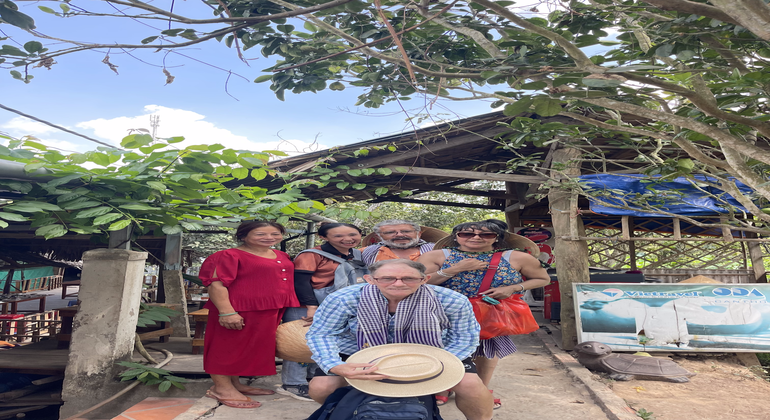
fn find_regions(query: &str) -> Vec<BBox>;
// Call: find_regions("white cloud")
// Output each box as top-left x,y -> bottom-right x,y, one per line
76,105 -> 326,156
2,117 -> 58,135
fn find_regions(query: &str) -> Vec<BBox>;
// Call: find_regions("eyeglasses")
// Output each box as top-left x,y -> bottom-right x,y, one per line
372,277 -> 425,284
456,232 -> 498,239
380,230 -> 417,235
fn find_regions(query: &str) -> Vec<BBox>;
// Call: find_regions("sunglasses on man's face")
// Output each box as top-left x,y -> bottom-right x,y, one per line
456,232 -> 498,239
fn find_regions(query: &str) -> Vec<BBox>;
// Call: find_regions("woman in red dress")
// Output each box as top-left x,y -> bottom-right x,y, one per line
199,221 -> 299,408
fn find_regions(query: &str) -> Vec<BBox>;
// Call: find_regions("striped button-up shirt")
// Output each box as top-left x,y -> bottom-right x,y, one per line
306,284 -> 480,373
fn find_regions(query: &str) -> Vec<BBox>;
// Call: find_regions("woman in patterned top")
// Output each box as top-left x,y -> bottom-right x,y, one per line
418,219 -> 549,409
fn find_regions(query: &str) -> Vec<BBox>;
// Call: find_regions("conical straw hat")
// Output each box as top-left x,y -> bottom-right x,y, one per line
275,320 -> 313,363
679,275 -> 722,284
434,231 -> 540,257
361,226 -> 449,246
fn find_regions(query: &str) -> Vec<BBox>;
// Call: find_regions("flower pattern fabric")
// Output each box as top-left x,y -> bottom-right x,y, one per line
441,249 -> 523,297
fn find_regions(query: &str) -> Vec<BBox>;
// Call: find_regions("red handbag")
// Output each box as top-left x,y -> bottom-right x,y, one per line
469,252 -> 539,340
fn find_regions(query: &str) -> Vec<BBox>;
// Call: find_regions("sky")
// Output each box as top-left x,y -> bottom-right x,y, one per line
0,1 -> 502,157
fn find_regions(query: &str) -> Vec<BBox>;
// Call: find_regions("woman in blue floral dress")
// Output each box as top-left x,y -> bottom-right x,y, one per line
419,219 -> 550,409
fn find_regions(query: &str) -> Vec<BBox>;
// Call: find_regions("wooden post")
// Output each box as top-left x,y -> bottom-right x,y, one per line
2,269 -> 14,295
163,233 -> 191,338
745,232 -> 767,283
505,182 -> 526,229
547,147 -> 590,350
627,217 -> 637,271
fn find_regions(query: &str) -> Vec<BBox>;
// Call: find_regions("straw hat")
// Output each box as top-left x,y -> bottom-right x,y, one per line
361,226 -> 449,246
434,231 -> 540,258
275,320 -> 313,363
679,275 -> 722,284
345,343 -> 465,397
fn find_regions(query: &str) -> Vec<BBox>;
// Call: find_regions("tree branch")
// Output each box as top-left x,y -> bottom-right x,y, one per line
268,0 -> 480,78
639,0 -> 739,26
470,0 -> 604,72
409,5 -> 506,59
578,97 -> 770,167
708,0 -> 770,41
620,72 -> 770,138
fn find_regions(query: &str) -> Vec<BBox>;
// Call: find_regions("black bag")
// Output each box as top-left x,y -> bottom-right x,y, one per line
306,386 -> 442,420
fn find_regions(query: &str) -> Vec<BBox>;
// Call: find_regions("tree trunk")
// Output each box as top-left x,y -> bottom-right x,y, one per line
548,147 -> 590,350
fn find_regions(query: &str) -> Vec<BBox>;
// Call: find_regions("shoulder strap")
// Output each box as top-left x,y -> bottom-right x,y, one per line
441,249 -> 450,257
477,252 -> 504,293
360,245 -> 381,265
350,248 -> 363,263
298,249 -> 347,264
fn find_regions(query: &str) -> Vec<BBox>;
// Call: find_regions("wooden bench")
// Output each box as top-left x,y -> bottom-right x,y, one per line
189,308 -> 209,355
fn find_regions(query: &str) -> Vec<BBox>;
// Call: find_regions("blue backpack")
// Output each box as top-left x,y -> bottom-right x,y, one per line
306,386 -> 440,420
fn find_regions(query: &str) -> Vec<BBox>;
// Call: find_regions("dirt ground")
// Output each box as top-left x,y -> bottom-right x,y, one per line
600,354 -> 770,420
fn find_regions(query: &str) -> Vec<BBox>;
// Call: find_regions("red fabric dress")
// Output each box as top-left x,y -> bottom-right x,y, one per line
199,248 -> 299,376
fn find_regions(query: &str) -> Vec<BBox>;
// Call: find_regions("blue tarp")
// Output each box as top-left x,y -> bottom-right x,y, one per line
579,174 -> 753,217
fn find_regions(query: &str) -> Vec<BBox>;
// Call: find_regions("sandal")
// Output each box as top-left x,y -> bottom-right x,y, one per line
489,390 -> 501,410
435,390 -> 454,406
206,389 -> 262,409
240,387 -> 275,396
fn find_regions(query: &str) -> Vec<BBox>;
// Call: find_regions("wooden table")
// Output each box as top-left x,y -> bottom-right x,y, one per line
0,295 -> 46,315
189,308 -> 209,355
61,280 -> 80,300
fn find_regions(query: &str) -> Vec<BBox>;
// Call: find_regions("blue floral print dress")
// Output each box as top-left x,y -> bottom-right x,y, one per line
440,249 -> 522,359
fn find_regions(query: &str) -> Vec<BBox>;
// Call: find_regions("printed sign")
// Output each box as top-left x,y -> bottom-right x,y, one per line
573,283 -> 770,352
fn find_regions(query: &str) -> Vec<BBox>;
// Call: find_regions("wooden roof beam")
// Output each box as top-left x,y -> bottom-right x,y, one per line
349,127 -> 509,169
371,196 -> 503,210
385,166 -> 548,184
394,182 -> 518,199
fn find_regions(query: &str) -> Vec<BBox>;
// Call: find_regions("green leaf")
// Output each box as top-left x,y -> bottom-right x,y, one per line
75,206 -> 112,218
141,36 -> 159,44
0,5 -> 36,30
166,136 -> 185,144
220,190 -> 241,204
93,213 -> 123,225
35,224 -> 67,239
336,182 -> 349,190
251,168 -> 267,180
0,220 -> 7,228
23,41 -> 43,54
375,187 -> 388,195
162,224 -> 183,235
62,200 -> 102,210
158,381 -> 172,392
0,212 -> 28,222
503,98 -> 533,116
232,167 -> 249,179
147,181 -> 167,191
351,183 -> 366,190
38,6 -> 56,14
254,75 -> 272,83
108,219 -> 132,231
119,204 -> 157,211
376,168 -> 392,176
6,202 -> 63,213
533,98 -> 562,117
655,44 -> 674,57
347,169 -> 362,176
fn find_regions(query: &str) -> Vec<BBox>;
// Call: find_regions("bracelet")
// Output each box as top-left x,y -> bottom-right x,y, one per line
436,269 -> 453,277
219,312 -> 238,317
519,284 -> 525,292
